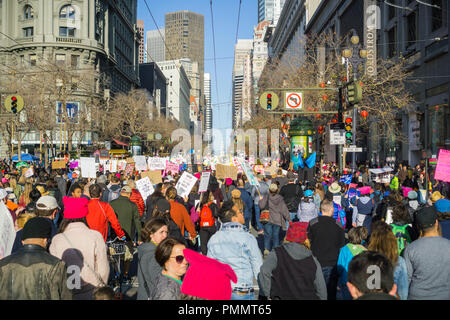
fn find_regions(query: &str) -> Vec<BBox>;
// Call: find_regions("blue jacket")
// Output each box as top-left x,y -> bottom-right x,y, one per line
337,244 -> 366,285
236,187 -> 254,219
207,222 -> 263,289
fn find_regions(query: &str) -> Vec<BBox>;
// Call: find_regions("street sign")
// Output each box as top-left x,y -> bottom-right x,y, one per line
344,146 -> 363,152
329,123 -> 345,145
285,92 -> 303,109
4,95 -> 24,114
259,91 -> 279,110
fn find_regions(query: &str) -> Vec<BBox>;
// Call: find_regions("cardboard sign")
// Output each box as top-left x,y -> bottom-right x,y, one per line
148,157 -> 166,171
126,157 -> 135,164
133,156 -> 148,172
434,149 -> 450,182
52,160 -> 66,169
198,171 -> 211,193
216,164 -> 238,180
141,170 -> 163,185
80,157 -> 97,178
175,172 -> 198,198
0,201 -> 16,259
136,177 -> 154,201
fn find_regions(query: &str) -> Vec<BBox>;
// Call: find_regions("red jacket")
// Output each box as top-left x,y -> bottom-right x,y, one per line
86,198 -> 125,242
130,189 -> 145,217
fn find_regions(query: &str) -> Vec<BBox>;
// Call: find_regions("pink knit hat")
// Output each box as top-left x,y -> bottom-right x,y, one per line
63,196 -> 89,219
181,249 -> 237,300
194,172 -> 201,180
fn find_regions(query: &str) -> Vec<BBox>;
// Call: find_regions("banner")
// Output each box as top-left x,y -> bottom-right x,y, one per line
136,177 -> 154,201
148,157 -> 166,171
52,160 -> 66,169
133,156 -> 148,172
80,157 -> 96,178
141,170 -> 163,185
0,201 -> 17,259
175,172 -> 198,198
198,171 -> 211,193
216,164 -> 238,180
434,149 -> 450,182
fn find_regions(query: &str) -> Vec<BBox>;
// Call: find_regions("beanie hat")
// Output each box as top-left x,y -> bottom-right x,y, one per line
407,190 -> 418,200
194,173 -> 201,180
358,186 -> 372,195
435,199 -> 450,213
181,248 -> 237,300
231,189 -> 241,199
286,222 -> 309,244
22,217 -> 52,240
304,190 -> 313,197
225,178 -> 233,186
63,196 -> 89,219
415,206 -> 438,229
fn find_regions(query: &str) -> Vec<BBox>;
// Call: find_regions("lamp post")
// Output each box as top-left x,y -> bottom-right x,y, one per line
342,34 -> 367,172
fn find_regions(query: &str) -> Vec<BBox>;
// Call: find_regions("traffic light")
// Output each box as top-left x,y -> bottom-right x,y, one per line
11,96 -> 18,114
267,93 -> 272,110
346,81 -> 362,105
345,117 -> 353,144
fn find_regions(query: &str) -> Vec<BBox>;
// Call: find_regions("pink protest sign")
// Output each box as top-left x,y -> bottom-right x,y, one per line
165,161 -> 179,175
434,149 -> 450,183
402,187 -> 413,198
69,161 -> 79,169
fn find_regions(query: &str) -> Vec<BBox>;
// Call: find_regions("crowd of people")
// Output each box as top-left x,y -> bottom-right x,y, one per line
0,158 -> 449,301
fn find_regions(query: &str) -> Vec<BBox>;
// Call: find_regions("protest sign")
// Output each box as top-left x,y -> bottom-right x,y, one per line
239,159 -> 259,187
125,163 -> 134,176
434,149 -> 450,182
148,157 -> 166,171
80,157 -> 96,178
141,170 -> 163,185
69,161 -> 79,169
24,167 -> 34,178
52,160 -> 66,169
126,157 -> 135,164
175,172 -> 198,198
136,177 -> 154,201
118,160 -> 127,171
133,156 -> 148,172
198,171 -> 211,193
0,201 -> 17,259
166,161 -> 180,175
109,159 -> 118,173
216,164 -> 238,180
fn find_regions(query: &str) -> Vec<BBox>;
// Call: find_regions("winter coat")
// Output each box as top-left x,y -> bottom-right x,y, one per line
251,181 -> 270,205
49,222 -> 109,300
86,198 -> 126,242
0,244 -> 73,300
297,199 -> 319,223
169,199 -> 197,238
110,195 -> 142,241
130,189 -> 145,217
221,184 -> 236,202
137,242 -> 161,300
149,272 -> 182,300
237,187 -> 254,220
279,183 -> 302,212
259,194 -> 291,230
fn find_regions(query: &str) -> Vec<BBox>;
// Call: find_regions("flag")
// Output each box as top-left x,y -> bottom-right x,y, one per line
305,152 -> 316,169
297,155 -> 304,169
340,174 -> 353,185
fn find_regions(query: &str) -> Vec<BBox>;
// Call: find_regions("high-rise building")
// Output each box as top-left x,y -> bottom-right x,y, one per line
258,0 -> 287,25
204,73 -> 212,142
232,39 -> 253,129
137,20 -> 145,64
179,58 -> 201,124
146,28 -> 165,63
165,11 -> 204,111
157,60 -> 191,130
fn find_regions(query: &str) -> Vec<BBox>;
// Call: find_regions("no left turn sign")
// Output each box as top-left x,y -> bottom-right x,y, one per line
285,92 -> 303,109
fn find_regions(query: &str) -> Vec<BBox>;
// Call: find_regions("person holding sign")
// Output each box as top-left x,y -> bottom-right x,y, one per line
198,190 -> 219,255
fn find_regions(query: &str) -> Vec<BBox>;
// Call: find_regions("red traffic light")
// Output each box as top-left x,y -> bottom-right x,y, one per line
345,117 -> 352,124
11,96 -> 17,101
267,94 -> 272,99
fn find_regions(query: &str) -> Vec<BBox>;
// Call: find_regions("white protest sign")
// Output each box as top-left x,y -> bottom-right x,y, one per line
239,159 -> 260,187
175,172 -> 198,198
80,157 -> 97,178
133,156 -> 148,172
198,171 -> 211,193
24,167 -> 34,178
0,201 -> 16,259
136,177 -> 154,201
148,157 -> 166,171
110,159 -> 118,173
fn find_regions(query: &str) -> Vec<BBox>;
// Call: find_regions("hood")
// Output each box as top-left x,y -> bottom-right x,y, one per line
269,194 -> 285,205
359,196 -> 372,204
300,200 -> 316,211
283,242 -> 312,260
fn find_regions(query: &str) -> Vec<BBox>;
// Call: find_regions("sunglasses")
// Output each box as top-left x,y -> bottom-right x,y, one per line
171,255 -> 187,264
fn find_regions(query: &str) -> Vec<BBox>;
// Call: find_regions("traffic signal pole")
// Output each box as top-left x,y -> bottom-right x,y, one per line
337,86 -> 344,174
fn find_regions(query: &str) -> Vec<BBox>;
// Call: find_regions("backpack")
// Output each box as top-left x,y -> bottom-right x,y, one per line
333,202 -> 346,229
190,203 -> 200,225
199,202 -> 215,228
107,187 -> 121,203
390,224 -> 411,255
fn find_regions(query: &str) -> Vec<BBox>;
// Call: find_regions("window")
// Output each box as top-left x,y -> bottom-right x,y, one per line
71,55 -> 79,69
29,54 -> 36,66
431,0 -> 443,32
406,11 -> 417,45
388,27 -> 396,58
24,5 -> 34,19
59,27 -> 76,37
23,27 -> 33,37
60,5 -> 76,19
56,54 -> 66,66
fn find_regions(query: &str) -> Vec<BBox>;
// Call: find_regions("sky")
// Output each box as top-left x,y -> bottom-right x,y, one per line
137,0 -> 258,152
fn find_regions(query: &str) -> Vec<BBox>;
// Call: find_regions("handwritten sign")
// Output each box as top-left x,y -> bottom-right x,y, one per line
434,149 -> 450,182
148,157 -> 166,171
133,156 -> 148,172
166,161 -> 180,175
0,201 -> 16,259
136,177 -> 154,201
80,157 -> 96,178
141,170 -> 163,185
239,159 -> 259,187
52,160 -> 66,169
216,164 -> 238,180
175,172 -> 198,198
24,167 -> 34,178
198,171 -> 211,193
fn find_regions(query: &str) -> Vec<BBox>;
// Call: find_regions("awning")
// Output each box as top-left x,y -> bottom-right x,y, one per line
113,139 -> 129,147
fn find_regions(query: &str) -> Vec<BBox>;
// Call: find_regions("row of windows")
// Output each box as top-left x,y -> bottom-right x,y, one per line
23,4 -> 76,20
22,26 -> 76,38
19,53 -> 80,68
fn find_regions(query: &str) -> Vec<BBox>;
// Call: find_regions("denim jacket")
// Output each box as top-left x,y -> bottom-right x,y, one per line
207,222 -> 263,289
394,256 -> 408,300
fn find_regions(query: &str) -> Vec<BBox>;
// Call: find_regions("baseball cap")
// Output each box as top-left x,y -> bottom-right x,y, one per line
36,195 -> 60,210
22,217 -> 52,241
121,186 -> 132,193
415,206 -> 438,229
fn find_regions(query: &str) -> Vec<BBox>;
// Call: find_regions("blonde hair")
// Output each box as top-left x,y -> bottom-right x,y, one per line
16,213 -> 37,229
127,179 -> 136,189
21,182 -> 34,206
232,197 -> 244,214
367,221 -> 398,266
9,176 -> 17,189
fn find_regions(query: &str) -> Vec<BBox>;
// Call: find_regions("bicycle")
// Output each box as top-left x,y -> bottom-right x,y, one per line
106,237 -> 126,295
